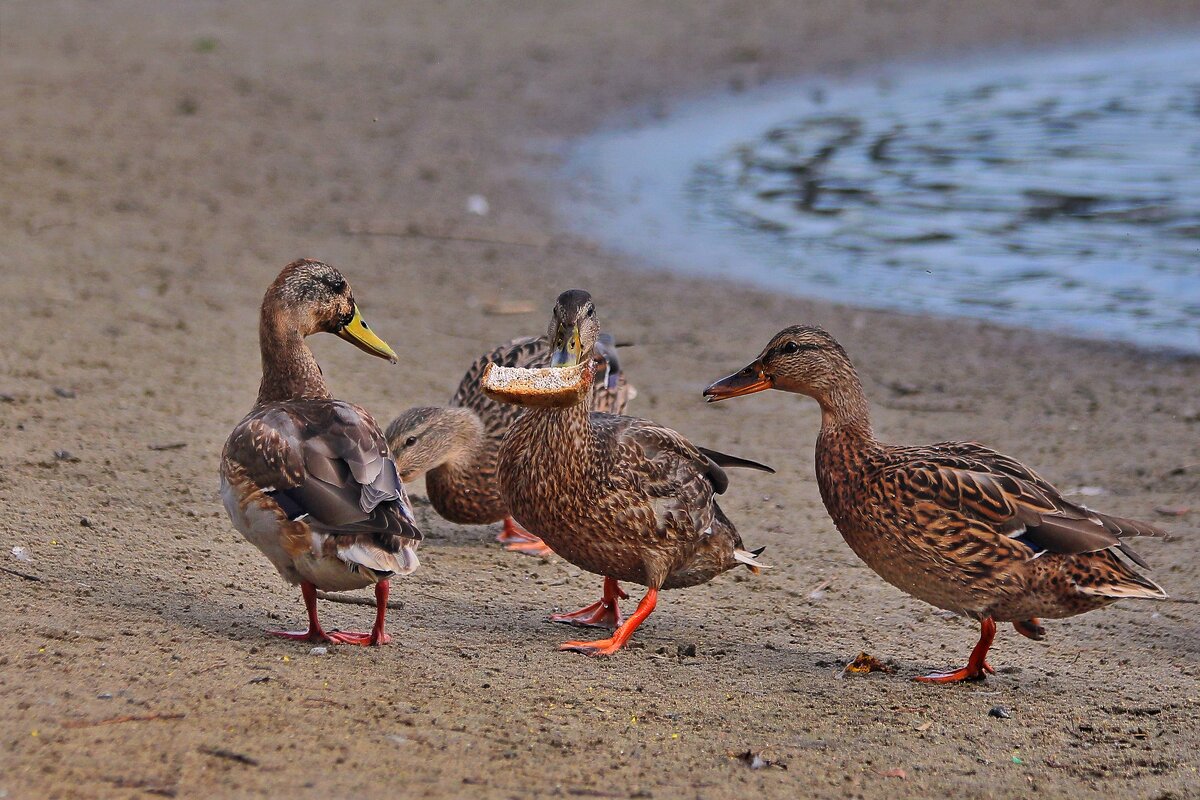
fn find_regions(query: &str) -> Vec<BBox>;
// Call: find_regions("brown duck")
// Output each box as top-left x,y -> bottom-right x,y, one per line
386,333 -> 634,557
492,290 -> 771,656
220,259 -> 421,646
704,325 -> 1167,682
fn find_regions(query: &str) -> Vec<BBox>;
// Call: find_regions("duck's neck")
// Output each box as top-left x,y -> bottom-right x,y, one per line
256,311 -> 331,404
519,399 -> 592,475
816,370 -> 874,445
429,410 -> 487,476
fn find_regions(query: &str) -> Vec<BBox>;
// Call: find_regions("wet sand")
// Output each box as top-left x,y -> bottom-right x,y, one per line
1,2 -> 1198,798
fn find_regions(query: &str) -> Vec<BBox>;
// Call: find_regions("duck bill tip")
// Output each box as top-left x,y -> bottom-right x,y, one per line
703,364 -> 773,402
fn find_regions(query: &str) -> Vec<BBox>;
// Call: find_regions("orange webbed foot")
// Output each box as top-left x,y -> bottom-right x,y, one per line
914,617 -> 997,684
497,518 -> 555,557
557,587 -> 657,658
267,628 -> 335,644
559,637 -> 626,657
550,577 -> 627,629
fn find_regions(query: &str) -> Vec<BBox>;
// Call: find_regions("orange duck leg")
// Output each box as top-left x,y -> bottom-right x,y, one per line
915,616 -> 997,683
550,577 -> 628,629
496,517 -> 555,557
560,588 -> 657,657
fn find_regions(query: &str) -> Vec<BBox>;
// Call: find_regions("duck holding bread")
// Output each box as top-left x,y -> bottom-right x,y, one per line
386,333 -> 634,557
704,325 -> 1167,682
220,259 -> 421,646
487,290 -> 771,656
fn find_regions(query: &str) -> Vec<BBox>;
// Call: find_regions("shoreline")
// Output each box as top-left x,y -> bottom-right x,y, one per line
551,31 -> 1200,357
2,2 -> 1198,799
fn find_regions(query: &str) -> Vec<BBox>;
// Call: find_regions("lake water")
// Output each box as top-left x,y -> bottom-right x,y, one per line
559,38 -> 1200,353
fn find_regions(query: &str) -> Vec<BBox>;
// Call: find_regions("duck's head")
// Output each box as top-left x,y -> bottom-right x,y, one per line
386,406 -> 483,481
547,289 -> 601,368
703,325 -> 851,402
264,259 -> 397,363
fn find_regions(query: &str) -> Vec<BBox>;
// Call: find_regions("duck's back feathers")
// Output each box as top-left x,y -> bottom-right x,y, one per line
868,440 -> 1165,601
223,399 -> 421,573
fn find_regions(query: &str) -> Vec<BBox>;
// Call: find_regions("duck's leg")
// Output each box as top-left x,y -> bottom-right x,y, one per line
915,616 -> 997,683
267,581 -> 336,643
325,580 -> 393,646
560,588 -> 657,657
496,517 -> 554,557
550,577 -> 627,628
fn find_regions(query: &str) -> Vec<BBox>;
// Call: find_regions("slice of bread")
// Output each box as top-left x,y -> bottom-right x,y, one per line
481,361 -> 592,407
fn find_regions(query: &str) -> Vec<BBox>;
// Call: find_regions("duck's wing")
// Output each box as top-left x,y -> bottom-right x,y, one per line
877,441 -> 1166,568
592,414 -> 736,540
224,400 -> 422,570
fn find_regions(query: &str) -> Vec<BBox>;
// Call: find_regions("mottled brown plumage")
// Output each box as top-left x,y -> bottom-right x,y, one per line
492,290 -> 770,656
705,325 -> 1167,681
220,259 -> 421,646
386,333 -> 634,555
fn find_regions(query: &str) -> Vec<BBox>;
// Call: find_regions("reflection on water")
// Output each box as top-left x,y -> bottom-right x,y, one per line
561,38 -> 1200,352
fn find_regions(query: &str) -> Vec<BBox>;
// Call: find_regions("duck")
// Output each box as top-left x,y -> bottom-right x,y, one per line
220,259 -> 422,646
492,290 -> 771,656
703,325 -> 1167,682
386,333 -> 634,557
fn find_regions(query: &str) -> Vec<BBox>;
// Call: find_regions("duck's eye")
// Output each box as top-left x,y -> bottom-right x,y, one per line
781,341 -> 802,354
404,436 -> 418,448
586,306 -> 595,318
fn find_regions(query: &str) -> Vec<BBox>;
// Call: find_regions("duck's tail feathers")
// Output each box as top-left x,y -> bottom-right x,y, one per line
734,546 -> 770,574
340,539 -> 420,578
698,447 -> 775,474
1079,569 -> 1167,601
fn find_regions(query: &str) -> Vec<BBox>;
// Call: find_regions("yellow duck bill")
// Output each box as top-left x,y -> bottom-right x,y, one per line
550,324 -> 583,368
336,306 -> 398,363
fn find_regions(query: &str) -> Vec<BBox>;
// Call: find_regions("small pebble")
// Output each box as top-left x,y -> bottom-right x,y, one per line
310,646 -> 328,656
988,705 -> 1011,719
53,387 -> 76,399
677,642 -> 698,658
466,194 -> 490,216
97,692 -> 112,700
79,517 -> 94,528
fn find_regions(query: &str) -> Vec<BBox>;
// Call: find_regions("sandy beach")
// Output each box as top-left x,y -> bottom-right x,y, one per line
2,2 -> 1199,798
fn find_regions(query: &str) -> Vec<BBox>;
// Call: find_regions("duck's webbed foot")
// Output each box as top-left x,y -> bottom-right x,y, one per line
1013,618 -> 1046,641
269,580 -> 392,646
550,577 -> 627,629
560,588 -> 657,657
915,616 -> 997,684
497,517 -> 555,557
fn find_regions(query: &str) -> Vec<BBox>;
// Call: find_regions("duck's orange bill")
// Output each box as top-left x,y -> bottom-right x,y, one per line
703,361 -> 773,402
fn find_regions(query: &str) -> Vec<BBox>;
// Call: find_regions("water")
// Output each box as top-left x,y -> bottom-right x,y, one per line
560,38 -> 1200,353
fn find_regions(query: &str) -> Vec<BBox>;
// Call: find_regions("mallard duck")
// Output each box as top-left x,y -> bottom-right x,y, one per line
704,325 -> 1167,682
492,290 -> 771,656
220,259 -> 422,646
385,333 -> 634,557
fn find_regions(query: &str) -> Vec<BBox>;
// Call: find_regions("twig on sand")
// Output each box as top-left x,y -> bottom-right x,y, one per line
315,590 -> 404,610
1,565 -> 42,581
62,712 -> 185,729
200,746 -> 259,766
